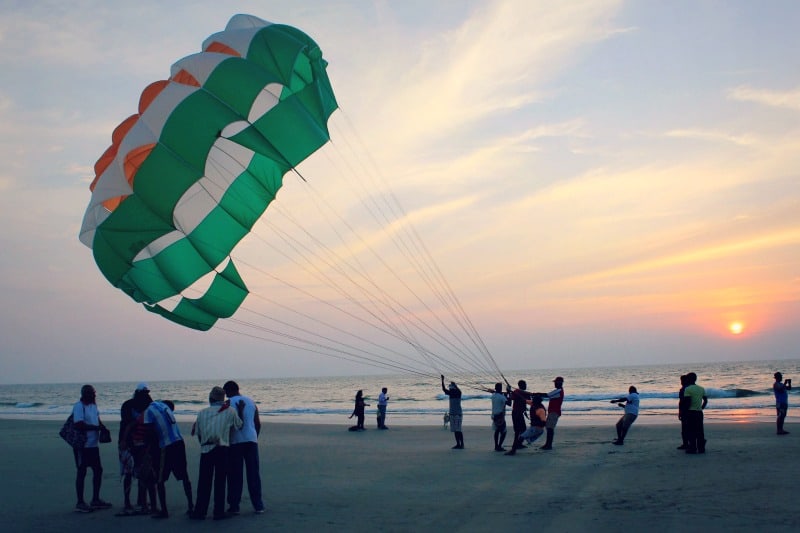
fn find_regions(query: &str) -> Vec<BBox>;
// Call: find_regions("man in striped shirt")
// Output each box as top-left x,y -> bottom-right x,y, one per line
190,386 -> 243,521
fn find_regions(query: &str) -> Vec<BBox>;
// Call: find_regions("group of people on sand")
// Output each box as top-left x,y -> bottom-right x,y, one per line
348,387 -> 390,431
439,374 -> 565,454
349,370 -> 792,455
67,380 -> 265,521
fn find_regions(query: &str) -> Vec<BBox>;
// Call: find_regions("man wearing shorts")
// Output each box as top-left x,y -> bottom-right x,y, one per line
144,399 -> 193,518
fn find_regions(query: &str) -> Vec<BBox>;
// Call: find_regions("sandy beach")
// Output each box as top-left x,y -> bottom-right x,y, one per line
1,419 -> 797,532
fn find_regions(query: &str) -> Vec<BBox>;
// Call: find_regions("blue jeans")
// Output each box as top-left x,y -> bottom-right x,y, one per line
227,442 -> 263,512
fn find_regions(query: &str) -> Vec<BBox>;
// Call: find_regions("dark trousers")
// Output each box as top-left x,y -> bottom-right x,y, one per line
195,446 -> 229,518
73,447 -> 102,504
684,410 -> 705,452
227,442 -> 263,511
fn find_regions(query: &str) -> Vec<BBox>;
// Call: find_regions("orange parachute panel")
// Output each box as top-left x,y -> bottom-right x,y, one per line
90,114 -> 140,192
204,41 -> 241,56
171,69 -> 201,87
139,81 -> 169,115
123,143 -> 156,188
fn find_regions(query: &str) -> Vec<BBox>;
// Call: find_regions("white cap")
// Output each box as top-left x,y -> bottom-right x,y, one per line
135,382 -> 149,392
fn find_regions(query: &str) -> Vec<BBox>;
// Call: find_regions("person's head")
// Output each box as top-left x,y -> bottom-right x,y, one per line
532,394 -> 543,405
774,372 -> 783,382
680,374 -> 688,386
223,380 -> 240,398
209,386 -> 225,404
80,384 -> 96,404
686,372 -> 697,384
517,380 -> 527,390
382,387 -> 388,393
449,382 -> 458,391
356,390 -> 363,399
629,386 -> 638,394
554,376 -> 564,388
494,382 -> 503,393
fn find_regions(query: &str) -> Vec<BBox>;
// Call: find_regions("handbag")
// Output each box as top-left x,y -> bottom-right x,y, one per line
99,425 -> 112,444
59,414 -> 87,449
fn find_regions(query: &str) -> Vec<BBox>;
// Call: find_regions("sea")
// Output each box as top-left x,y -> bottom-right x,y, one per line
1,359 -> 797,427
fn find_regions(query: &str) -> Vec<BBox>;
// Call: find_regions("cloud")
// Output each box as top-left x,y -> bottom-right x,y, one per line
664,128 -> 760,147
727,85 -> 800,111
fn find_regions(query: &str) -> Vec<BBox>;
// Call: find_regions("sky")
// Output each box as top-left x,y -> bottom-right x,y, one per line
1,0 -> 799,384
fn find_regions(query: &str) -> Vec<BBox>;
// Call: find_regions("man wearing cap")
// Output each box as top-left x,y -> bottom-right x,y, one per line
223,380 -> 265,515
773,372 -> 792,435
190,386 -> 243,521
537,377 -> 565,450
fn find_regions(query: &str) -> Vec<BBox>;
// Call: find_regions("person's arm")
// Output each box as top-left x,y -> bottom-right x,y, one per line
701,395 -> 708,409
441,375 -> 448,394
254,406 -> 261,437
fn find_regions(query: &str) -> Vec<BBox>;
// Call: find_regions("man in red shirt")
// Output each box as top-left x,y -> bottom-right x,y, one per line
538,377 -> 564,450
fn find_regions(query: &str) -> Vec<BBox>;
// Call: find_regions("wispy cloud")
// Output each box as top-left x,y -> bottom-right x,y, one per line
728,85 -> 800,111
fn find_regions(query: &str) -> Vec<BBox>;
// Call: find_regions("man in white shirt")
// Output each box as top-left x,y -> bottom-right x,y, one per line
377,387 -> 390,429
223,381 -> 265,515
72,384 -> 112,513
611,386 -> 640,445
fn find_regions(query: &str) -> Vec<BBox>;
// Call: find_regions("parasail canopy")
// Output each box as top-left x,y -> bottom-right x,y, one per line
79,14 -> 338,331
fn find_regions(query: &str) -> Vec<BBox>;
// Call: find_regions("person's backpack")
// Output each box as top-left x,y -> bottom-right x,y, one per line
59,413 -> 87,449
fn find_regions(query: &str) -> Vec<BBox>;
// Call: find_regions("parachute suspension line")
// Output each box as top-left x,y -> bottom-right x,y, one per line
324,115 -> 502,380
261,198 -> 492,378
330,112 -> 507,383
298,151 -> 499,383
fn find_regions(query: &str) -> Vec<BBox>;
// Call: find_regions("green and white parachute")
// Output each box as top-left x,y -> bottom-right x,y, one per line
80,14 -> 338,331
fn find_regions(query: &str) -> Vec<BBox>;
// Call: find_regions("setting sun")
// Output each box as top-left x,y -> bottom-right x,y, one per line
729,322 -> 744,335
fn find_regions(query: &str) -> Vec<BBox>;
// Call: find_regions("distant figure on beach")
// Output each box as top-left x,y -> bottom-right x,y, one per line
681,372 -> 707,454
538,376 -> 565,450
521,394 -> 547,446
348,390 -> 369,431
190,386 -> 243,521
441,375 -> 464,449
377,387 -> 390,429
677,374 -> 690,450
773,372 -> 792,435
117,383 -> 152,515
486,382 -> 510,451
611,386 -> 640,445
71,384 -> 112,513
144,399 -> 194,518
505,380 -> 532,455
223,381 -> 265,514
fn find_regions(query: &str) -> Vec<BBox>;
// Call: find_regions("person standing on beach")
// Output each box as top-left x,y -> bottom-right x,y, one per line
116,384 -> 150,515
71,384 -> 112,513
223,381 -> 265,515
441,375 -> 464,449
773,372 -> 792,435
611,386 -> 640,445
505,380 -> 532,455
377,387 -> 390,429
538,376 -> 565,450
677,374 -> 690,450
144,399 -> 194,518
487,382 -> 510,451
191,386 -> 243,521
681,372 -> 707,454
348,390 -> 369,431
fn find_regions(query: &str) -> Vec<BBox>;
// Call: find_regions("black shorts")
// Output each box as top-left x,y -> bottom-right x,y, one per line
154,440 -> 189,482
